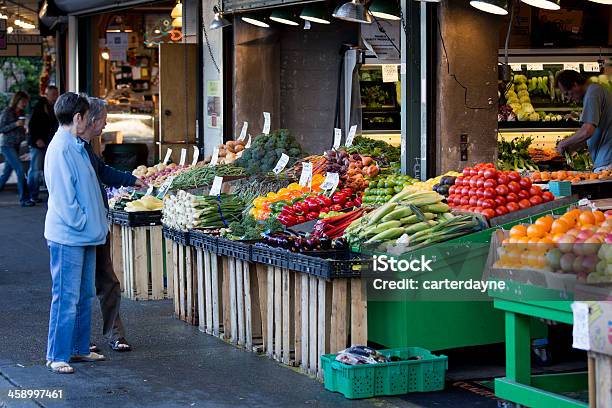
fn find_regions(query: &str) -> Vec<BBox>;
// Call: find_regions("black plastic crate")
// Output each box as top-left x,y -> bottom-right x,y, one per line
251,244 -> 288,268
107,211 -> 114,223
111,210 -> 162,227
189,230 -> 218,253
162,226 -> 190,246
217,238 -> 261,262
287,251 -> 368,279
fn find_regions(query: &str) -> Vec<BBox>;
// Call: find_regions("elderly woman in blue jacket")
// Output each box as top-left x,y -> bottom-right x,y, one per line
44,92 -> 108,374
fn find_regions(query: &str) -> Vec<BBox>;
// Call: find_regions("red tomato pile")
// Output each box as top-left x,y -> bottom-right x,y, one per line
447,163 -> 555,219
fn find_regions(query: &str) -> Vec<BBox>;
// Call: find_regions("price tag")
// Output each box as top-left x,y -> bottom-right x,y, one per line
156,175 -> 175,199
345,125 -> 357,147
299,162 -> 313,187
209,176 -> 223,196
304,20 -> 311,30
245,135 -> 252,149
262,112 -> 271,135
321,172 -> 340,194
162,148 -> 172,165
272,153 -> 290,175
509,63 -> 523,72
527,63 -> 544,71
239,121 -> 248,141
145,184 -> 154,196
333,128 -> 342,149
563,63 -> 580,71
210,147 -> 220,166
191,146 -> 200,166
382,64 -> 399,83
571,302 -> 590,351
583,62 -> 600,72
179,148 -> 187,166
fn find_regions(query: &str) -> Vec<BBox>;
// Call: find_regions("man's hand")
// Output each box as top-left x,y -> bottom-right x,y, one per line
556,141 -> 567,156
15,119 -> 25,127
134,178 -> 146,188
35,140 -> 46,148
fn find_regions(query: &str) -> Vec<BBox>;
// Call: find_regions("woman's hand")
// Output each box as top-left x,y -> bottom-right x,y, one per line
15,119 -> 25,127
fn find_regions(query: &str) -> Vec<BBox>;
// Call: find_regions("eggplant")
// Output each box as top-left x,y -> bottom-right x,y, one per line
319,237 -> 331,250
432,183 -> 440,193
331,237 -> 348,250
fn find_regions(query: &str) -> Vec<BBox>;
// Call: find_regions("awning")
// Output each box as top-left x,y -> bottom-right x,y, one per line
223,0 -> 320,13
54,0 -> 161,15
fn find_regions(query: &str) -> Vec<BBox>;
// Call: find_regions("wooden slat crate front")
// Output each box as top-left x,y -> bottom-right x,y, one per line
169,241 -> 198,325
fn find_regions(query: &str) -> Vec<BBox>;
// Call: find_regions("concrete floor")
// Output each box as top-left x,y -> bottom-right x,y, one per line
0,188 -> 501,408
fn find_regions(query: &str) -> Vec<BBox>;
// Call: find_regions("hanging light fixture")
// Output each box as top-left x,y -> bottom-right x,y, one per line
101,49 -> 110,60
520,0 -> 560,10
0,12 -> 7,20
470,0 -> 508,15
210,5 -> 231,29
6,25 -> 12,33
369,1 -> 401,20
300,4 -> 330,24
587,0 -> 612,4
241,15 -> 270,28
333,0 -> 372,24
270,9 -> 300,26
171,0 -> 183,27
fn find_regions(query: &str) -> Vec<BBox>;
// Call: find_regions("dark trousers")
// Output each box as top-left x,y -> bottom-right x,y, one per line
96,235 -> 125,342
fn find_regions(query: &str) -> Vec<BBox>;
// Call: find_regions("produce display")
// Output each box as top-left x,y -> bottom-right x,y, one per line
171,164 -> 247,190
324,149 -> 377,192
362,174 -> 417,205
531,170 -> 611,184
497,137 -> 540,171
260,231 -> 348,253
448,162 -> 555,219
124,195 -> 163,212
494,208 -> 612,283
311,209 -> 365,239
346,135 -> 400,165
250,178 -> 324,221
163,191 -> 244,231
276,188 -> 362,227
205,139 -> 248,164
234,129 -> 305,175
133,162 -> 191,187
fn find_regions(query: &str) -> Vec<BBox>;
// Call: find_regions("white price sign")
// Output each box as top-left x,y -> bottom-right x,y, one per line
321,172 -> 340,193
209,176 -> 223,196
527,63 -> 544,71
563,63 -> 580,71
509,64 -> 523,72
345,125 -> 357,147
145,184 -> 154,196
583,62 -> 600,72
210,147 -> 220,166
245,135 -> 252,149
162,148 -> 172,165
333,128 -> 342,149
272,153 -> 290,175
191,146 -> 200,166
571,302 -> 590,351
179,148 -> 187,166
299,162 -> 313,187
262,112 -> 271,135
156,175 -> 175,199
239,121 -> 248,141
382,64 -> 399,83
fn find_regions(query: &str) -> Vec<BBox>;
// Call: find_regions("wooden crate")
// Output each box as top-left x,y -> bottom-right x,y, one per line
109,224 -> 124,289
589,352 -> 612,408
119,225 -> 170,301
169,241 -> 198,325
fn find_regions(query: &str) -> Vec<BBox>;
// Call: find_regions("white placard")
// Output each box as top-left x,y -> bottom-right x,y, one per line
145,184 -> 154,196
333,128 -> 342,150
527,63 -> 544,71
583,62 -> 600,72
239,122 -> 248,141
345,125 -> 357,147
382,64 -> 399,83
563,63 -> 580,71
156,176 -> 175,199
509,63 -> 523,72
272,153 -> 290,175
179,148 -> 187,166
320,172 -> 340,192
262,112 -> 271,135
299,162 -> 313,187
191,146 -> 200,166
245,135 -> 252,149
304,21 -> 311,30
210,147 -> 220,166
162,148 -> 172,165
571,302 -> 590,351
209,176 -> 223,196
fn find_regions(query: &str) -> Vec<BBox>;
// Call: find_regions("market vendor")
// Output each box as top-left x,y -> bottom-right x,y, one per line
555,70 -> 612,172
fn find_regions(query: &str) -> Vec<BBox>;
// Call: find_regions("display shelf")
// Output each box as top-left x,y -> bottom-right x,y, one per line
499,122 -> 580,130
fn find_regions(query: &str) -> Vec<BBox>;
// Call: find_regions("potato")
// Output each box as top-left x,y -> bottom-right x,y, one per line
234,144 -> 244,152
219,148 -> 227,157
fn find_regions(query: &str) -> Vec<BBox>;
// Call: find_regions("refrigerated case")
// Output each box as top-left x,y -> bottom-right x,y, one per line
359,64 -> 401,146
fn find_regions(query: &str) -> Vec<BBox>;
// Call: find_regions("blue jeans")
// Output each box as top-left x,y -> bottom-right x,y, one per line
27,146 -> 45,200
46,242 -> 97,363
0,145 -> 30,203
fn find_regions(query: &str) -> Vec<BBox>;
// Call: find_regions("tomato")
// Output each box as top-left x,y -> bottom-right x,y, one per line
529,195 -> 543,206
542,191 -> 554,202
483,168 -> 498,180
483,178 -> 497,189
495,206 -> 509,216
497,173 -> 509,185
508,181 -> 521,193
461,186 -> 470,196
478,169 -> 486,177
506,202 -> 519,212
494,196 -> 507,207
518,199 -> 531,210
460,196 -> 469,206
449,185 -> 457,195
508,171 -> 521,182
483,188 -> 496,199
517,190 -> 530,200
453,196 -> 462,206
463,168 -> 472,177
529,185 -> 542,196
482,209 -> 496,219
476,188 -> 485,198
470,168 -> 479,176
470,187 -> 480,197
495,184 -> 509,196
482,199 -> 496,209
477,198 -> 484,207
519,177 -> 532,190
469,196 -> 478,206
469,177 -> 478,188
476,177 -> 485,188
506,192 -> 519,202
474,206 -> 484,213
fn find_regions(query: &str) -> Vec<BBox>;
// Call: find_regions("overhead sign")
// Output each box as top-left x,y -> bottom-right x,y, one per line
361,20 -> 400,63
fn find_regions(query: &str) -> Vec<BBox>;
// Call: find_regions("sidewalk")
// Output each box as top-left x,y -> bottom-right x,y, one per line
0,190 -> 499,408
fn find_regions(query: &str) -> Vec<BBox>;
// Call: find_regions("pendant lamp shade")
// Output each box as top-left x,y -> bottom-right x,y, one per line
300,4 -> 331,24
369,1 -> 401,20
270,9 -> 300,26
520,0 -> 561,10
242,16 -> 270,28
469,0 -> 509,15
210,6 -> 231,30
333,0 -> 372,24
171,1 -> 182,18
587,0 -> 612,4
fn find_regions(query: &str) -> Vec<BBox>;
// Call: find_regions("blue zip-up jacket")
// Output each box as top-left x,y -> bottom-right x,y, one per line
44,128 -> 108,246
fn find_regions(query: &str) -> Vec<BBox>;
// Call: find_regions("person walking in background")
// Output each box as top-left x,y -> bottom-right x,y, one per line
27,85 -> 59,202
81,97 -> 143,353
0,91 -> 35,206
44,93 -> 108,374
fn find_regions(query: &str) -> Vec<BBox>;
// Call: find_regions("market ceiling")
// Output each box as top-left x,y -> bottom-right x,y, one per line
2,0 -> 39,27
53,0 -> 163,14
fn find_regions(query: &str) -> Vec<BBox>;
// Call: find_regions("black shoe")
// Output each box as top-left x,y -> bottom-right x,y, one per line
33,198 -> 44,203
21,200 -> 36,207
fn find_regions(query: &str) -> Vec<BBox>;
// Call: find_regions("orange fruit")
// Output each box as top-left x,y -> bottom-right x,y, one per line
535,215 -> 554,232
560,214 -> 577,228
509,225 -> 528,238
551,219 -> 570,234
578,211 -> 596,226
527,224 -> 547,239
593,210 -> 605,224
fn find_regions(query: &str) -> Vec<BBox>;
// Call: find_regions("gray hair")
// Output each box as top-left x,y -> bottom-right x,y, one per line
87,97 -> 107,126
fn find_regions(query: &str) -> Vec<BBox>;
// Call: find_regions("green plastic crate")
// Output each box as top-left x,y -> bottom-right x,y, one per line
320,347 -> 448,399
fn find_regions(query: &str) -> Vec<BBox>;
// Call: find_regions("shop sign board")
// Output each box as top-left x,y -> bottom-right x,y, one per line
0,34 -> 43,56
106,32 -> 128,61
361,20 -> 400,63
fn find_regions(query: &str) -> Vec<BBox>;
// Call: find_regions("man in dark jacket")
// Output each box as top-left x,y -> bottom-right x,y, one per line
27,86 -> 59,202
82,97 -> 143,352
